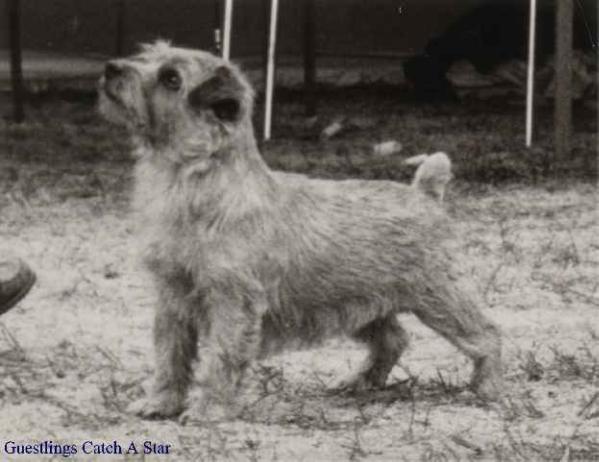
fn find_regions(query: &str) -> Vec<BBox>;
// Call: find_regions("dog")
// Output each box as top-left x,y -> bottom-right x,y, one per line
98,41 -> 502,419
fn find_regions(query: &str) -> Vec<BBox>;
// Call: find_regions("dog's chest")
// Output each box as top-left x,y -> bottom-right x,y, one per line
133,162 -> 195,264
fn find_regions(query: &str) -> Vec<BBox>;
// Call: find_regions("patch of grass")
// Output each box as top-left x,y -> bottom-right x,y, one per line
2,88 -> 596,195
263,86 -> 597,184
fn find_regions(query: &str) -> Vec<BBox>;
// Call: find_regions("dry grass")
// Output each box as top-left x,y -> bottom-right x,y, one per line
0,90 -> 597,460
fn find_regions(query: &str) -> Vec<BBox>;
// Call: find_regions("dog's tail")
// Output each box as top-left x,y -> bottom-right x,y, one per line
405,152 -> 452,202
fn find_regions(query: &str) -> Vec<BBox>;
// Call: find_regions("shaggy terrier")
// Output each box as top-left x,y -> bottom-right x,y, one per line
99,41 -> 502,419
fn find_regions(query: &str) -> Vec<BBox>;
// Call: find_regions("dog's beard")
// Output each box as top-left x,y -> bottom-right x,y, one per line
98,90 -> 126,125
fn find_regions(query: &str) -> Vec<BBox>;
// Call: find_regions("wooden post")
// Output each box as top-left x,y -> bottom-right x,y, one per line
302,0 -> 316,116
8,0 -> 25,123
115,0 -> 126,56
261,0 -> 269,71
213,0 -> 222,54
555,0 -> 573,158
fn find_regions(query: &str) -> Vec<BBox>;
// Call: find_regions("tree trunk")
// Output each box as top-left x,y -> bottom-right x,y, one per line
114,0 -> 126,56
8,0 -> 25,123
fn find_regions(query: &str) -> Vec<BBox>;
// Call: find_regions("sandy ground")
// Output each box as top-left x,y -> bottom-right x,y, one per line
0,93 -> 597,461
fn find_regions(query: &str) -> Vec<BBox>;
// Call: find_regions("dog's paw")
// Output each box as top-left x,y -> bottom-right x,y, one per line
470,366 -> 502,402
472,379 -> 502,402
127,392 -> 184,420
178,391 -> 238,424
178,400 -> 210,425
329,373 -> 377,395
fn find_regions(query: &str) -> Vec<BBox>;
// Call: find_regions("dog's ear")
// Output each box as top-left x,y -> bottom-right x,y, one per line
188,66 -> 244,122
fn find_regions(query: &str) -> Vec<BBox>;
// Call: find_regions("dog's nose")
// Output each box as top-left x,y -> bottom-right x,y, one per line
104,61 -> 124,80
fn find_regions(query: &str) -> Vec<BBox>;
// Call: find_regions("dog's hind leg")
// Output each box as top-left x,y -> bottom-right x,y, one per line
336,314 -> 409,392
411,276 -> 502,400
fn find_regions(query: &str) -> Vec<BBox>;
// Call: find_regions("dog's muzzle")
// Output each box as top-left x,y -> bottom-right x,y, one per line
101,60 -> 128,103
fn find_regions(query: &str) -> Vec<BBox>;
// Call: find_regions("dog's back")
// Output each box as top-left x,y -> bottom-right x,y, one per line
280,152 -> 452,203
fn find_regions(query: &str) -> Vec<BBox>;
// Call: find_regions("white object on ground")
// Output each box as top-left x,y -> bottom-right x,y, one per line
372,140 -> 403,157
320,120 -> 344,139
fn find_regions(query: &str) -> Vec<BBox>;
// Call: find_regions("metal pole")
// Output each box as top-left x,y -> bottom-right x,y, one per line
222,0 -> 233,60
263,0 -> 279,141
525,0 -> 537,147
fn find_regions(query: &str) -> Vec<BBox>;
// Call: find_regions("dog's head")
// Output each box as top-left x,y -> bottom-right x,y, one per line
98,41 -> 254,162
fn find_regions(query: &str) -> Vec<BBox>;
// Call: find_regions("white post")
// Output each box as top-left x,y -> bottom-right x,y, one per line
264,0 -> 280,141
222,0 -> 233,60
525,0 -> 537,147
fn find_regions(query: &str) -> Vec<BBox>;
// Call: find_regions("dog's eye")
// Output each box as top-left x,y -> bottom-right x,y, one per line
158,67 -> 182,91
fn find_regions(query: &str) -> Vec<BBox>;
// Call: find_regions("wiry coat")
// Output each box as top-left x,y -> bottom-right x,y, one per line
99,42 -> 502,419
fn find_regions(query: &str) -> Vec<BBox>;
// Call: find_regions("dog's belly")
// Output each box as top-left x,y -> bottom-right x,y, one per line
260,274 -> 404,351
259,301 -> 349,354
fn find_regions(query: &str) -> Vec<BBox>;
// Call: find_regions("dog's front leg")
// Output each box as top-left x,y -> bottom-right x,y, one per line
202,282 -> 268,406
129,278 -> 198,419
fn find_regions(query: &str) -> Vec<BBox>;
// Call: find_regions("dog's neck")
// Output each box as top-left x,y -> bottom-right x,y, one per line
199,123 -> 279,220
133,122 -> 279,224
222,120 -> 271,178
